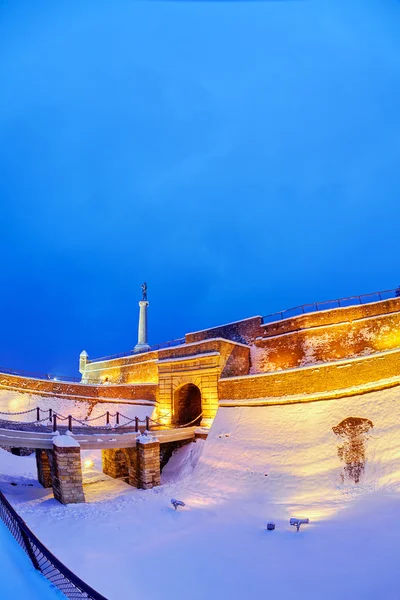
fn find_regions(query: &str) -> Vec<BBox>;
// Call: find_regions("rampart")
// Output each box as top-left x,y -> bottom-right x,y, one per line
186,297 -> 400,372
219,347 -> 400,402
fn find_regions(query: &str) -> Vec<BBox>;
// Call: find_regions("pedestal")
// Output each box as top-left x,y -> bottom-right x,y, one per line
134,300 -> 150,352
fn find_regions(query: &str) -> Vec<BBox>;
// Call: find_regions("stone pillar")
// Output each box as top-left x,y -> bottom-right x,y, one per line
36,449 -> 52,488
134,300 -> 150,352
133,434 -> 160,489
51,435 -> 85,504
102,449 -> 129,480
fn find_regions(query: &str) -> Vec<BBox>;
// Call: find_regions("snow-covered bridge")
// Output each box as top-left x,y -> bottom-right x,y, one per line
0,420 -> 205,505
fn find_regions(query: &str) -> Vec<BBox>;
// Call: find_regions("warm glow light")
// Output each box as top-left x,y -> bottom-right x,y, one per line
9,397 -> 24,411
84,458 -> 95,470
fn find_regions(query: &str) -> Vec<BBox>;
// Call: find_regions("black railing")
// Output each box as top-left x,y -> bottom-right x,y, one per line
262,288 -> 400,324
90,337 -> 186,363
0,490 -> 107,600
0,366 -> 81,383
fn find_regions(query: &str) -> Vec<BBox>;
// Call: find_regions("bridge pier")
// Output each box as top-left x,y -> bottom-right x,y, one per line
51,436 -> 85,504
35,449 -> 52,488
102,449 -> 129,481
133,434 -> 160,489
101,434 -> 160,490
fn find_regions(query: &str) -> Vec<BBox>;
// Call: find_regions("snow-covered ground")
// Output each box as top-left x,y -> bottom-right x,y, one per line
0,519 -> 61,600
1,384 -> 399,599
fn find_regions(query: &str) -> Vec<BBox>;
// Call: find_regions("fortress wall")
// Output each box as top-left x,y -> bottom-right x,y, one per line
159,339 -> 250,377
0,373 -> 157,403
252,308 -> 400,372
185,317 -> 263,345
82,351 -> 159,384
260,296 -> 400,338
185,298 -> 400,373
219,347 -> 400,401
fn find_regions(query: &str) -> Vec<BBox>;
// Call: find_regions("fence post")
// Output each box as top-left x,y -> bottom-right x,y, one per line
68,415 -> 72,432
53,414 -> 57,433
135,417 -> 139,432
146,416 -> 150,431
106,411 -> 110,426
36,407 -> 40,422
49,408 -> 52,422
116,412 -> 119,425
20,528 -> 41,571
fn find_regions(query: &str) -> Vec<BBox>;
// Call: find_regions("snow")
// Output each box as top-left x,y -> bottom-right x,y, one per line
52,434 -> 80,448
0,522 -> 61,600
157,352 -> 220,363
0,389 -> 155,424
136,433 -> 156,444
1,383 -> 400,599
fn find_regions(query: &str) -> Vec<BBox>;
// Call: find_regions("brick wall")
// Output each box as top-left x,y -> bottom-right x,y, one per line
83,351 -> 158,384
252,302 -> 400,372
185,317 -> 263,345
261,297 -> 400,338
219,347 -> 400,401
159,339 -> 250,377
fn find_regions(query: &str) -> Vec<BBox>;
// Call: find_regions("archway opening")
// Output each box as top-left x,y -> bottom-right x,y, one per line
173,384 -> 202,427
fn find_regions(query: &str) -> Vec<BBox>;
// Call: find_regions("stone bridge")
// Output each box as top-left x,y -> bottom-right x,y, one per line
0,423 -> 205,505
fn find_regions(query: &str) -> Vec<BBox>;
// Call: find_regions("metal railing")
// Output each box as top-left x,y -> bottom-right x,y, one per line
0,490 -> 107,599
89,337 -> 186,363
0,366 -> 81,383
262,287 -> 400,324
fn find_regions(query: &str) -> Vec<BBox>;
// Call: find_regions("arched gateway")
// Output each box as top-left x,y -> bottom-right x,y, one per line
173,383 -> 202,427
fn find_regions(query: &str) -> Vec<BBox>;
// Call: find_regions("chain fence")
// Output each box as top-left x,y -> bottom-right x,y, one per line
0,490 -> 107,600
0,406 -> 204,433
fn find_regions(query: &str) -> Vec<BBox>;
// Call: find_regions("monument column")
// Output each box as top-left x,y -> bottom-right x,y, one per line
134,282 -> 150,353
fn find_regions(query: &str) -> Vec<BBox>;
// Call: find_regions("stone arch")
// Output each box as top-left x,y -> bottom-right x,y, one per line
173,383 -> 202,427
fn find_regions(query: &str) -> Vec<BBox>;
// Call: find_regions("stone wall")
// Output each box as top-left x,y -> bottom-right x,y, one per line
82,351 -> 159,384
51,442 -> 85,504
260,296 -> 400,338
182,298 -> 400,373
219,347 -> 400,401
185,316 -> 263,345
158,339 -> 250,377
251,309 -> 400,372
102,448 -> 129,480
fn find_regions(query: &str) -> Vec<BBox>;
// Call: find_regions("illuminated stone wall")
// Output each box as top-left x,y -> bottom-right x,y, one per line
183,298 -> 400,372
252,302 -> 400,372
219,347 -> 400,402
82,350 -> 159,384
186,316 -> 263,345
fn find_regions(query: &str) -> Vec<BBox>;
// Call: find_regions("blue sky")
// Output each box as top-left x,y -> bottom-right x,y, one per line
1,0 -> 400,375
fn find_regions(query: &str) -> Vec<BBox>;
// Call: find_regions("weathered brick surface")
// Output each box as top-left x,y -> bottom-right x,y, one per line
83,351 -> 159,384
261,296 -> 400,338
252,310 -> 400,372
102,449 -> 129,480
185,317 -> 263,346
36,449 -> 52,488
51,445 -> 85,504
135,440 -> 160,489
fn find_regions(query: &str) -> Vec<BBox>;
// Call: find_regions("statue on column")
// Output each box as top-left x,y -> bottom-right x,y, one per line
141,282 -> 148,301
